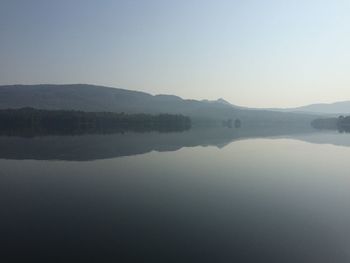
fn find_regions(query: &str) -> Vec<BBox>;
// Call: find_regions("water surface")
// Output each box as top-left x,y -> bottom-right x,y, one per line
1,128 -> 350,262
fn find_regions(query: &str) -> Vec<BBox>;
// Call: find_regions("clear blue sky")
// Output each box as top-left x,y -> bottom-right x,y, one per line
1,0 -> 350,107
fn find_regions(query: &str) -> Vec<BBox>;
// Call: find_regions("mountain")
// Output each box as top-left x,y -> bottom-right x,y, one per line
264,101 -> 350,115
288,101 -> 350,115
0,84 -> 317,125
0,84 -> 231,114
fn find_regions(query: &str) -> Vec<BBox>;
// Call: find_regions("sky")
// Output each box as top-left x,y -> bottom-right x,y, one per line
1,0 -> 350,108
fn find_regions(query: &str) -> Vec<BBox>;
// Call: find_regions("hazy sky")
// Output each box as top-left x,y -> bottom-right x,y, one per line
1,0 -> 350,107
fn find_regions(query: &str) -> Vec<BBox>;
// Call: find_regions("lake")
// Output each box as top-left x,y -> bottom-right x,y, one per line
1,127 -> 350,262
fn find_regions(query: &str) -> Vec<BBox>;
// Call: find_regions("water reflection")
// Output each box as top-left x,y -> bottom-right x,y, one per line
1,125 -> 349,161
2,132 -> 350,262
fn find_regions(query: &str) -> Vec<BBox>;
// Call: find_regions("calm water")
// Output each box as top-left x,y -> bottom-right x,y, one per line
1,128 -> 350,262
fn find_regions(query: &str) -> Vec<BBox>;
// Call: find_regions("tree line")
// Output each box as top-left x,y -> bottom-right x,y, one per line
0,108 -> 191,136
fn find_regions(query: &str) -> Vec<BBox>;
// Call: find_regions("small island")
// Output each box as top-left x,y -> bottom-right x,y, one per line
311,116 -> 350,132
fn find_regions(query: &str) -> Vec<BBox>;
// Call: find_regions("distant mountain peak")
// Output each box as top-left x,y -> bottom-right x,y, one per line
154,94 -> 182,101
216,98 -> 231,105
201,98 -> 232,105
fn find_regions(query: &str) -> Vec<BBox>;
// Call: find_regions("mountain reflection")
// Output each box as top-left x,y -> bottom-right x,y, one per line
1,125 -> 348,161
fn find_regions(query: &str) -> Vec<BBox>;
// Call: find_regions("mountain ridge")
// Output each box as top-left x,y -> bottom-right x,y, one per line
0,84 -> 318,125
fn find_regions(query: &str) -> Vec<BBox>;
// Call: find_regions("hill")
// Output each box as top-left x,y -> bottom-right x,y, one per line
267,101 -> 350,115
0,84 -> 317,126
291,101 -> 350,115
